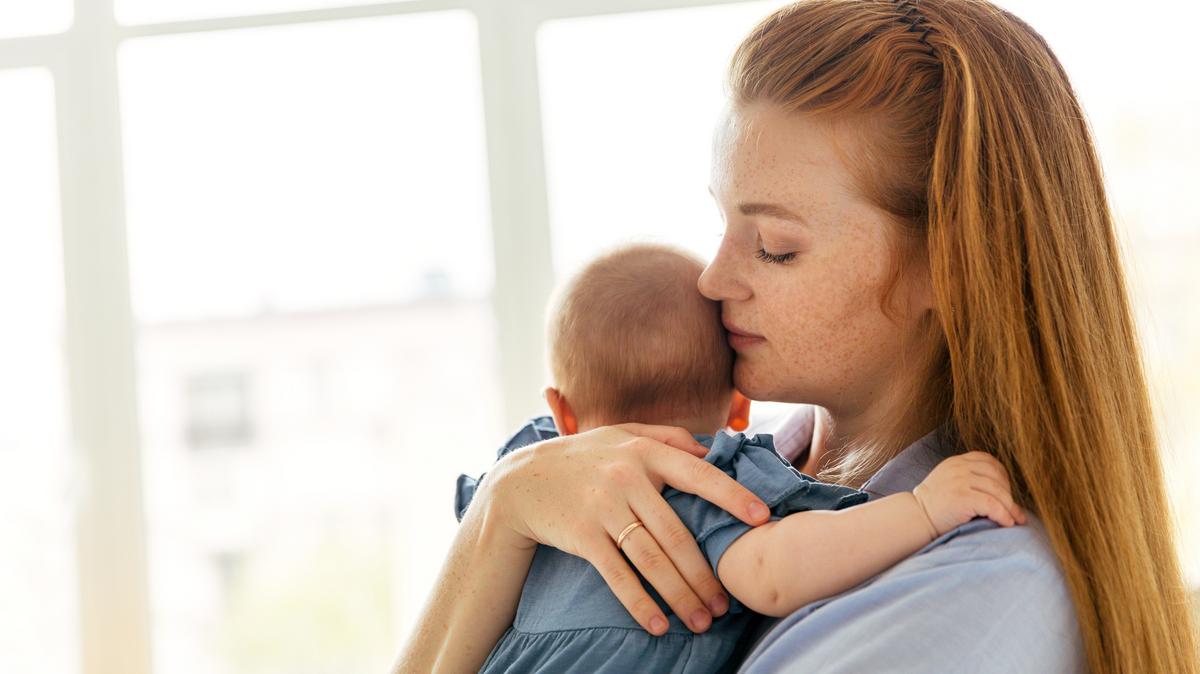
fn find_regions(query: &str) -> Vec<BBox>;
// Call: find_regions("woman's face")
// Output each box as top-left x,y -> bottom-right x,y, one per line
700,101 -> 932,422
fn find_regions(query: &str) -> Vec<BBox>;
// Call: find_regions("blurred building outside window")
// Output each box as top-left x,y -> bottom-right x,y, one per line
185,372 -> 254,450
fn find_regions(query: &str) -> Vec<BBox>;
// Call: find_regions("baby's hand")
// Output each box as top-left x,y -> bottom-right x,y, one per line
912,451 -> 1027,537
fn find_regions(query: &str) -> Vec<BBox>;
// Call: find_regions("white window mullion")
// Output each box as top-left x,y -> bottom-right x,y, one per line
0,34 -> 64,69
115,0 -> 469,39
57,1 -> 153,673
476,0 -> 556,428
532,0 -> 765,21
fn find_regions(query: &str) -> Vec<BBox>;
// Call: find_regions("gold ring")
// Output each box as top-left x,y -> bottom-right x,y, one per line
616,520 -> 645,548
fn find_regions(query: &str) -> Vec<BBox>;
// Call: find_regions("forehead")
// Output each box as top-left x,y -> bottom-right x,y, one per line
710,101 -> 865,208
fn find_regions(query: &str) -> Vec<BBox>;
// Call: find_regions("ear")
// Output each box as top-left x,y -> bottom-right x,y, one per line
725,389 -> 751,432
543,386 -> 578,436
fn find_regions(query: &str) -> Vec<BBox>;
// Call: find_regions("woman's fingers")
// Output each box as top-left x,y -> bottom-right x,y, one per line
630,485 -> 730,619
583,532 -> 672,636
503,426 -> 764,638
644,445 -> 770,525
616,422 -> 710,457
613,520 -> 713,633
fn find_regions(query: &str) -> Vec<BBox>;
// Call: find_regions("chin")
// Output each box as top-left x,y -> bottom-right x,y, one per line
733,357 -> 789,403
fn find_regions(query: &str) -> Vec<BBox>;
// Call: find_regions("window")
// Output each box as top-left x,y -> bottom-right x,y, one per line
0,2 -> 72,39
0,67 -> 79,674
120,11 -> 504,673
537,1 -> 791,281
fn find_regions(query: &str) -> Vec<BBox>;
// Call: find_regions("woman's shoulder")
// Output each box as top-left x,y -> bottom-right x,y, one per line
923,510 -> 1063,569
738,513 -> 1087,673
896,514 -> 1086,665
894,514 -> 1080,624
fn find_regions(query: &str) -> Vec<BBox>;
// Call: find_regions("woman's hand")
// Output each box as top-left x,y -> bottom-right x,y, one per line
482,422 -> 771,636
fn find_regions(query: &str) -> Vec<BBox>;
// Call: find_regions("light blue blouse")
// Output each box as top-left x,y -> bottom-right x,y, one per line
733,410 -> 1087,673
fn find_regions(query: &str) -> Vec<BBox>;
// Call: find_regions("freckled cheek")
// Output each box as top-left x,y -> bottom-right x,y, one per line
783,320 -> 857,383
761,269 -> 883,377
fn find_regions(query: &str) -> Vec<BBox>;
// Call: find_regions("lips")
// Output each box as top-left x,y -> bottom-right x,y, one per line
722,316 -> 763,340
722,316 -> 765,350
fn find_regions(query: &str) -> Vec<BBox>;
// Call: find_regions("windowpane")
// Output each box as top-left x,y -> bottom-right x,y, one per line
116,0 -> 410,26
537,2 -> 790,280
0,68 -> 80,674
119,17 -> 492,321
119,13 -> 503,673
0,2 -> 72,38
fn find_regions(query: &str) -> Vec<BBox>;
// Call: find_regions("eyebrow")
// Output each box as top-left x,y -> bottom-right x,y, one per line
737,202 -> 809,225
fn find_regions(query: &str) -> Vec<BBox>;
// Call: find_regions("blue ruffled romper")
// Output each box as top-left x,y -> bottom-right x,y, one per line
454,416 -> 867,673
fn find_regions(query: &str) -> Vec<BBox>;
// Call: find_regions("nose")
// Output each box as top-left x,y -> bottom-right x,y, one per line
698,235 -> 751,302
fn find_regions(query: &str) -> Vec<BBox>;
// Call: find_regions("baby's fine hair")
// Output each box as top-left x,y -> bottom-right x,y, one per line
545,242 -> 734,425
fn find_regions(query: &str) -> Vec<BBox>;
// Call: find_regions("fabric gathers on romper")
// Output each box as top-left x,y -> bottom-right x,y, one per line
453,416 -> 868,674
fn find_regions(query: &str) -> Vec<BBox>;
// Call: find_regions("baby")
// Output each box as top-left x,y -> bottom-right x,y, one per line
455,243 -> 1023,673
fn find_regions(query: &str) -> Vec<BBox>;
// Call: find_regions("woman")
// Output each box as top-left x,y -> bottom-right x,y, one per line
395,1 -> 1198,672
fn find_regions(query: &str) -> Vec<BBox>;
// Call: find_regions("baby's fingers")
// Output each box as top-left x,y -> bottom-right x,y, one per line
959,451 -> 1013,494
972,488 -> 1018,527
970,473 -> 1026,525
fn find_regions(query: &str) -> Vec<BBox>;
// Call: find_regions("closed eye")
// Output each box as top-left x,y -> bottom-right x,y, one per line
755,248 -> 797,264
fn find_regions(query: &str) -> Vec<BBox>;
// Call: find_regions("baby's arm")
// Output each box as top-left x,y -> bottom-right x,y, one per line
717,451 -> 1026,617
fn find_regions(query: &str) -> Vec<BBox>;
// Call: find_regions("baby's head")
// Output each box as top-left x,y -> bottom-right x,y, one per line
542,243 -> 750,436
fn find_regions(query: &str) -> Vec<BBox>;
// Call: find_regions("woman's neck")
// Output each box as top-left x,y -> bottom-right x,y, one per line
801,407 -> 836,475
805,346 -> 952,481
807,397 -> 941,477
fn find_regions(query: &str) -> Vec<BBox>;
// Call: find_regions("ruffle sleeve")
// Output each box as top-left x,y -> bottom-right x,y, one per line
455,415 -> 560,523
662,431 -> 868,585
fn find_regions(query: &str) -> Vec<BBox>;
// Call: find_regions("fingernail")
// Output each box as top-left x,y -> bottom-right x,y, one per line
748,502 -> 769,521
690,609 -> 711,632
650,615 -> 667,634
709,594 -> 729,616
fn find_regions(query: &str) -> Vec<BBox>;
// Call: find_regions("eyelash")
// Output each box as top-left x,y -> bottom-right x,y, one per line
755,248 -> 798,264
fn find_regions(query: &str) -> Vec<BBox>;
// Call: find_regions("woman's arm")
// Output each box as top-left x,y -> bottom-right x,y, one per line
392,471 -> 536,673
719,452 -> 1026,617
391,423 -> 773,673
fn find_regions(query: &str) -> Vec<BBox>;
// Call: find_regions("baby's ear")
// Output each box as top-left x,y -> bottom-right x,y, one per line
726,389 -> 751,432
543,386 -> 578,435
